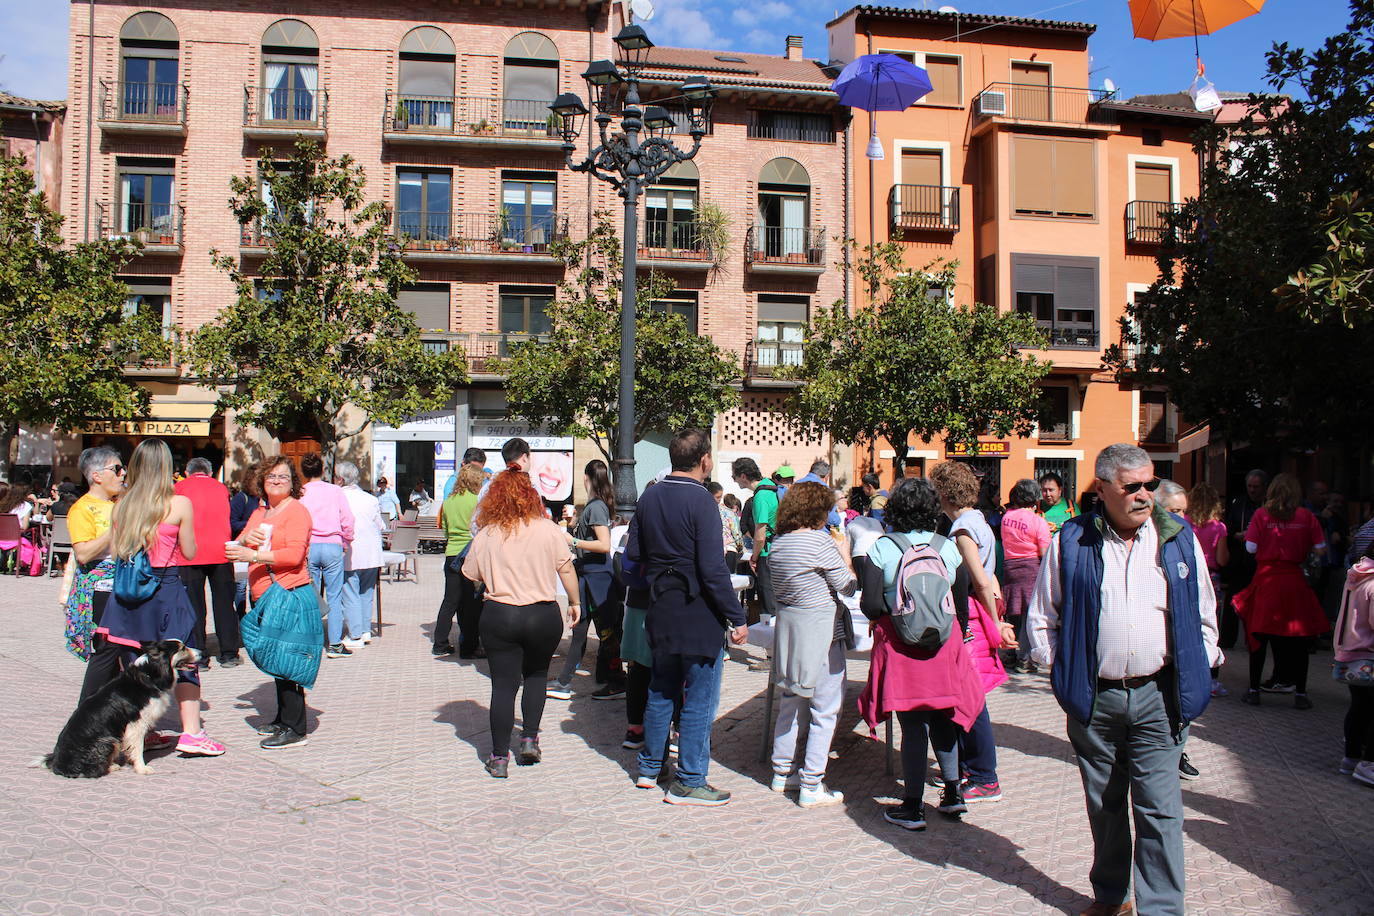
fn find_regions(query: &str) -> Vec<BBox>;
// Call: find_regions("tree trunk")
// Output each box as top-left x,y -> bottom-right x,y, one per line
891,438 -> 909,486
0,419 -> 15,482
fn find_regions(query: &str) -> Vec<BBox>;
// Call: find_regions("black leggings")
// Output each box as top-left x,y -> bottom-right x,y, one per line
77,592 -> 119,705
480,599 -> 563,757
434,556 -> 481,653
1346,685 -> 1374,760
1249,634 -> 1310,692
274,678 -> 308,735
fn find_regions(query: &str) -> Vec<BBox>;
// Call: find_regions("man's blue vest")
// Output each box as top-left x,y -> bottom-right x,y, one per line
1051,506 -> 1213,729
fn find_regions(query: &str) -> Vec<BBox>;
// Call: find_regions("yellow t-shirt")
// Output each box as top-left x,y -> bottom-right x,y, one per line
67,493 -> 114,546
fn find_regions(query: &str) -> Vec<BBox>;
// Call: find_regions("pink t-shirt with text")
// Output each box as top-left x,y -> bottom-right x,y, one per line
1245,507 -> 1325,565
1001,507 -> 1052,560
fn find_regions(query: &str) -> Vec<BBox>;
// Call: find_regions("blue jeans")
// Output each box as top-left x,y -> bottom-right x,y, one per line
309,543 -> 347,644
638,649 -> 724,788
341,567 -> 378,640
960,702 -> 998,785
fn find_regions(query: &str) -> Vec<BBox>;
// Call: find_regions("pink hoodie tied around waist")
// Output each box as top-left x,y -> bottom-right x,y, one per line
1336,558 -> 1374,662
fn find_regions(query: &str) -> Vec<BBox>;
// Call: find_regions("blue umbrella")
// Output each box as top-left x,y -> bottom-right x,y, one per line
831,54 -> 933,160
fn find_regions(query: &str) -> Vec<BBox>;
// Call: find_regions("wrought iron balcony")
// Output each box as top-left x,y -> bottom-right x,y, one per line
1037,420 -> 1073,442
743,339 -> 804,382
1125,200 -> 1184,244
383,92 -> 565,146
744,226 -> 825,272
890,184 -> 960,231
974,82 -> 1113,126
393,210 -> 569,259
98,81 -> 187,134
96,202 -> 183,253
638,219 -> 712,264
243,85 -> 328,136
1037,323 -> 1099,350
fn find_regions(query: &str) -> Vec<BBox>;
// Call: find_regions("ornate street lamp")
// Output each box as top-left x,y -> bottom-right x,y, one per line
551,24 -> 715,519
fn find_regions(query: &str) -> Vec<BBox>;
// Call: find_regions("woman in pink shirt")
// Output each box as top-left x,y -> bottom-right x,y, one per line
1187,482 -> 1230,697
298,453 -> 355,657
1000,479 -> 1051,673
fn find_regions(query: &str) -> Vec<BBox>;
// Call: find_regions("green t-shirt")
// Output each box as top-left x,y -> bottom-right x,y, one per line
1041,497 -> 1079,534
442,491 -> 479,556
752,481 -> 780,558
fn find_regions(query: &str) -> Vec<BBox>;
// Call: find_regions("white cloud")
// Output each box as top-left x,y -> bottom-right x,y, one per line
653,0 -> 732,50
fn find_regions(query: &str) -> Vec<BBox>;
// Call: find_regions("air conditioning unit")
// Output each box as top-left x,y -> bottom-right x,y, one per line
976,90 -> 1007,116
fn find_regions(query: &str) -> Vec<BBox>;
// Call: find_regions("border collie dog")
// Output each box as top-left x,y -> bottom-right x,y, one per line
40,639 -> 199,778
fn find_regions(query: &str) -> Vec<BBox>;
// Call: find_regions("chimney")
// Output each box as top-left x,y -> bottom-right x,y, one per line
785,35 -> 803,61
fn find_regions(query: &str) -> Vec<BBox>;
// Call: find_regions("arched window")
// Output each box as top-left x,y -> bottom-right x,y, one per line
502,32 -> 558,129
645,160 -> 700,257
261,19 -> 319,124
119,12 -> 179,118
398,26 -> 455,129
757,157 -> 810,257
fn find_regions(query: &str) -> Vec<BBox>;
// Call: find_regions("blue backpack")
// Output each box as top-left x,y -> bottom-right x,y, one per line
113,550 -> 159,605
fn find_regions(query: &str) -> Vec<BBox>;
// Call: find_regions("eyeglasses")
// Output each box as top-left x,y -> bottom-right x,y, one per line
264,474 -> 292,483
103,464 -> 125,475
1099,477 -> 1161,495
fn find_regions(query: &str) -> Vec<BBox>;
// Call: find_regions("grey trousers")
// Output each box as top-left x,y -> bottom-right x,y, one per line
771,641 -> 846,787
1066,679 -> 1187,916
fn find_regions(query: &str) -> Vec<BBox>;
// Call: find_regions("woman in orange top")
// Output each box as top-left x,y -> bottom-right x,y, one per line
226,456 -> 316,749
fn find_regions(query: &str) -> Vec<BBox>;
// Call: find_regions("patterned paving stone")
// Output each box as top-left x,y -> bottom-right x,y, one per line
3,557 -> 1371,913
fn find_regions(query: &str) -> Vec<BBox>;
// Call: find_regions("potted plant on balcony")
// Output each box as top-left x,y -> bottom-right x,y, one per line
447,235 -> 463,251
544,112 -> 564,138
469,119 -> 495,137
393,101 -> 410,130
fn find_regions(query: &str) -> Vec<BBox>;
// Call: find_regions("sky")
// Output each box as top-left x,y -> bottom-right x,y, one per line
0,0 -> 1350,103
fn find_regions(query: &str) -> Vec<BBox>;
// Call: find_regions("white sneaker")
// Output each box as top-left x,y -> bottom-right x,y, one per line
770,772 -> 801,793
798,784 -> 844,808
1353,761 -> 1374,787
1339,756 -> 1359,775
342,635 -> 369,648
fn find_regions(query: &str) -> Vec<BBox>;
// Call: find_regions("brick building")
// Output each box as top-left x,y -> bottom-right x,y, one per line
827,6 -> 1212,503
59,0 -> 853,499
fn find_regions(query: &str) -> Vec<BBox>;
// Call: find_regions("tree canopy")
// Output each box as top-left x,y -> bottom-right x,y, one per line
784,244 -> 1050,471
501,214 -> 739,462
1112,0 -> 1374,448
185,140 -> 467,457
0,153 -> 167,478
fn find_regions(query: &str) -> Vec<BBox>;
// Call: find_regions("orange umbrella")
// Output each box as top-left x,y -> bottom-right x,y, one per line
1129,0 -> 1265,41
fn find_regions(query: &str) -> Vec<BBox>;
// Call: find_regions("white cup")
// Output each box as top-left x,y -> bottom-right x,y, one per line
257,522 -> 273,552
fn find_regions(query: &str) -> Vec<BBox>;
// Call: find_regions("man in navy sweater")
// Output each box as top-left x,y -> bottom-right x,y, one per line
626,428 -> 748,806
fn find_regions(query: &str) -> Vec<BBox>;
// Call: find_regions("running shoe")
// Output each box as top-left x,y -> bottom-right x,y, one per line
1178,754 -> 1200,780
592,684 -> 627,700
432,643 -> 454,657
1353,761 -> 1374,787
517,736 -> 541,766
936,782 -> 967,816
176,731 -> 226,757
260,729 -> 308,750
962,781 -> 1002,803
1210,680 -> 1229,697
664,781 -> 731,806
1260,680 -> 1295,694
546,681 -> 573,700
883,799 -> 926,830
325,643 -> 352,658
143,731 -> 176,750
770,772 -> 801,793
797,784 -> 844,808
484,755 -> 508,778
634,772 -> 660,789
622,730 -> 645,750
1339,757 -> 1359,775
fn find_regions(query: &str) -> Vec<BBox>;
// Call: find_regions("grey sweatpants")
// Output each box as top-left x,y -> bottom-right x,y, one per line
770,641 -> 846,788
1066,679 -> 1187,916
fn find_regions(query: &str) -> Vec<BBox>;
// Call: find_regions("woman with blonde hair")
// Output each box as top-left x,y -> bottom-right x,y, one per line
463,463 -> 580,777
1233,472 -> 1328,709
94,438 -> 224,757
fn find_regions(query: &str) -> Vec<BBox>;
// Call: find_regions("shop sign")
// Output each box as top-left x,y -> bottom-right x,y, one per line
472,422 -> 572,451
80,419 -> 211,437
945,441 -> 1011,458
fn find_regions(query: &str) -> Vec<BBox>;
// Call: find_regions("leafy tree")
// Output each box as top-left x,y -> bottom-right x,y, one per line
185,140 -> 467,460
502,213 -> 739,462
1112,0 -> 1374,447
0,153 -> 167,478
785,243 -> 1050,472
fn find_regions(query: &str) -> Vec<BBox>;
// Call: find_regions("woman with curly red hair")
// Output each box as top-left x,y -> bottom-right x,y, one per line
463,461 -> 580,778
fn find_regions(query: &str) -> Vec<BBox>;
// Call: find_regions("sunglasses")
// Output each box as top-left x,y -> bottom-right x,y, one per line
1103,477 -> 1161,495
103,464 -> 126,475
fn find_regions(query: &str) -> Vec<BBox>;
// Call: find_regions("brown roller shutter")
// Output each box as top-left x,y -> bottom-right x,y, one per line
1013,136 -> 1054,215
901,150 -> 942,187
1053,140 -> 1095,217
1135,164 -> 1172,203
924,55 -> 961,107
398,283 -> 451,331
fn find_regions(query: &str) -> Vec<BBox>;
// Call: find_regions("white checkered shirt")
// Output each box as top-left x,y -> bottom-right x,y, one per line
1027,515 -> 1222,680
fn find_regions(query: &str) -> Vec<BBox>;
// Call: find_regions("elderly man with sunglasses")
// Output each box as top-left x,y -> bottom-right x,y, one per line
1028,444 -> 1221,916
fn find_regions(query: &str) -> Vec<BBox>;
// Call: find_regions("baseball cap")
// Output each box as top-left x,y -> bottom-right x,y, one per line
775,464 -> 795,479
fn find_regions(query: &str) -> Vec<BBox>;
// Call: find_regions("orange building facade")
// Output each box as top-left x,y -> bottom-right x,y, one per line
828,7 -> 1210,503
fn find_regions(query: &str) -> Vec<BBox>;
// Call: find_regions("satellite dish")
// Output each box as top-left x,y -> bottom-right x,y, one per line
938,5 -> 959,12
631,0 -> 656,21
1102,77 -> 1117,94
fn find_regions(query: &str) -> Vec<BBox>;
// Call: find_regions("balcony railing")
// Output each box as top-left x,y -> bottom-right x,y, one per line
244,85 -> 328,131
384,92 -> 563,140
99,80 -> 187,127
1037,323 -> 1099,350
746,114 -> 835,143
1037,421 -> 1073,442
890,184 -> 960,231
743,339 -> 804,379
745,225 -> 825,266
96,201 -> 183,249
1141,421 -> 1177,445
394,210 -> 569,253
1125,200 -> 1184,244
639,219 -> 712,261
975,82 -> 1113,126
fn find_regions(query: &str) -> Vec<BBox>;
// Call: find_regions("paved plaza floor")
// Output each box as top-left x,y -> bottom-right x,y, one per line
1,556 -> 1368,915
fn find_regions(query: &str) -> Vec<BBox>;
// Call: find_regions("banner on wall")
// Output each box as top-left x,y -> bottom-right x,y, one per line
434,441 -> 456,501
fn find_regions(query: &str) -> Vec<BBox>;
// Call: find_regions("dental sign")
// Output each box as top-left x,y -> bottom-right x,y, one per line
472,423 -> 572,451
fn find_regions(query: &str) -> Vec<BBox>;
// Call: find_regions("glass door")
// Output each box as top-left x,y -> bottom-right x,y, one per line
501,179 -> 556,248
121,57 -> 178,119
264,61 -> 318,123
120,172 -> 174,236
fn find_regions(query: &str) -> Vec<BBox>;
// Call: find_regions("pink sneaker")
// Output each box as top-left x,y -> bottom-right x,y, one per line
176,731 -> 226,757
143,731 -> 176,750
